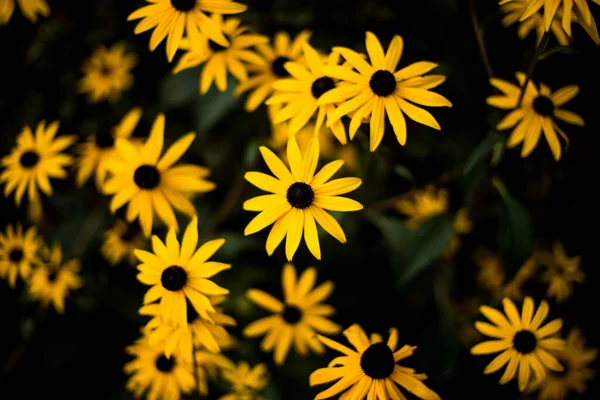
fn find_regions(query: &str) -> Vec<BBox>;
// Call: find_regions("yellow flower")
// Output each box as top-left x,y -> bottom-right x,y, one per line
235,30 -> 312,112
474,248 -> 506,294
219,361 -> 269,400
127,0 -> 247,62
243,263 -> 341,365
243,135 -> 363,261
266,43 -> 349,144
78,43 -> 137,104
28,242 -> 83,314
488,72 -> 583,161
500,0 -> 570,45
318,31 -> 452,151
75,108 -> 143,191
395,185 -> 449,229
140,295 -> 236,360
101,219 -> 146,266
0,120 -> 75,207
195,351 -> 235,396
0,223 -> 42,288
528,327 -> 597,400
310,324 -> 440,400
173,15 -> 268,94
471,297 -> 565,391
536,242 -> 584,303
0,0 -> 49,25
124,336 -> 195,400
134,217 -> 230,329
104,114 -> 215,237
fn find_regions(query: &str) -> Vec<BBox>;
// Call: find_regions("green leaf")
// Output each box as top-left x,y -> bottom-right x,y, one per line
158,68 -> 200,109
492,178 -> 534,278
393,165 -> 414,182
394,212 -> 455,288
538,45 -> 579,61
363,210 -> 410,250
463,132 -> 504,176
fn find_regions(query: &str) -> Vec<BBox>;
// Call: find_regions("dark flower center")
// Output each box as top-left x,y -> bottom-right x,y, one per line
170,0 -> 196,12
47,271 -> 58,282
272,56 -> 292,78
513,330 -> 537,354
533,96 -> 555,116
369,70 -> 397,97
20,151 -> 40,168
100,66 -> 113,76
311,77 -> 336,99
155,355 -> 176,372
95,133 -> 115,149
186,298 -> 199,323
120,223 -> 139,242
281,305 -> 303,324
286,182 -> 314,209
9,248 -> 24,262
161,266 -> 188,291
133,165 -> 161,190
360,342 -> 396,379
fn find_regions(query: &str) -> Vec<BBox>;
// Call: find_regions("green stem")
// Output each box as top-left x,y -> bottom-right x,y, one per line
517,32 -> 551,107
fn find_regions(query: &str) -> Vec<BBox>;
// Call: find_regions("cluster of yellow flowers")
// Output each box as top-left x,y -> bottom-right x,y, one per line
1,0 -> 599,399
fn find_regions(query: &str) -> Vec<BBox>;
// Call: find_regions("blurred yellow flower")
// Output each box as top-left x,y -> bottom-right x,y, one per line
500,0 -> 571,45
101,220 -> 146,266
536,242 -> 584,303
0,0 -> 49,25
219,361 -> 269,400
0,223 -> 42,288
474,248 -> 506,294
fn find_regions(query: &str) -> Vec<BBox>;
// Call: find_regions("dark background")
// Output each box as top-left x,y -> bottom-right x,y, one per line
1,0 -> 598,398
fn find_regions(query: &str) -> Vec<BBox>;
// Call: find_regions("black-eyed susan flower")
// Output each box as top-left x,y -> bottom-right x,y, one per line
77,44 -> 137,104
474,248 -> 506,295
527,327 -> 597,400
500,0 -> 570,45
127,0 -> 248,62
243,135 -> 362,261
76,108 -> 143,191
0,0 -> 49,25
28,242 -> 82,314
173,15 -> 268,94
124,336 -> 195,400
134,216 -> 230,329
318,31 -> 452,151
1,120 -> 75,207
0,224 -> 42,288
195,350 -> 235,396
140,296 -> 236,359
243,263 -> 340,365
101,220 -> 146,266
487,72 -> 584,161
234,30 -> 312,111
219,361 -> 269,400
104,114 -> 215,237
266,43 -> 348,143
310,324 -> 441,400
536,242 -> 584,303
471,297 -> 565,391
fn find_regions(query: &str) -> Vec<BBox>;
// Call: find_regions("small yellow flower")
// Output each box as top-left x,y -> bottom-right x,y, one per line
535,242 -> 584,303
0,0 -> 49,25
474,248 -> 506,294
101,220 -> 146,266
0,223 -> 42,288
219,361 -> 269,400
127,0 -> 248,62
488,72 -> 583,161
0,120 -> 75,207
471,297 -> 565,391
310,324 -> 440,400
77,44 -> 137,104
244,263 -> 341,365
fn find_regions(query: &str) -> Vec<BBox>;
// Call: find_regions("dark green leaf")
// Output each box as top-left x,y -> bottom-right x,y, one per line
363,210 -> 410,250
538,45 -> 579,61
393,165 -> 414,182
158,67 -> 200,109
463,132 -> 504,176
192,75 -> 240,134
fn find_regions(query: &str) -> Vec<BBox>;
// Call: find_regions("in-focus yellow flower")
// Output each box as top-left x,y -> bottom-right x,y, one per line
318,31 -> 452,151
527,327 -> 597,400
243,136 -> 362,260
75,108 -> 142,191
235,30 -> 312,112
0,224 -> 42,288
488,72 -> 583,161
471,297 -> 565,391
0,0 -> 49,25
77,44 -> 137,104
536,242 -> 584,303
101,220 -> 146,266
195,350 -> 235,396
244,263 -> 341,364
127,0 -> 248,62
219,361 -> 269,400
1,120 -> 75,207
28,242 -> 83,314
474,248 -> 506,294
140,295 -> 236,360
124,336 -> 195,400
310,324 -> 441,400
134,217 -> 230,329
104,114 -> 215,237
266,43 -> 348,143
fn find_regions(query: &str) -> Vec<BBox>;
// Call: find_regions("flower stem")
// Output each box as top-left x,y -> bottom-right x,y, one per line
517,31 -> 551,107
469,0 -> 494,79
